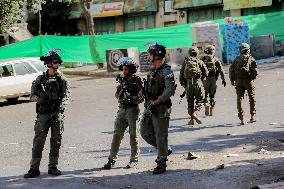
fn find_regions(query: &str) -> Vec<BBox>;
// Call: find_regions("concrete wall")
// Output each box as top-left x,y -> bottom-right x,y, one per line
156,0 -> 187,28
230,9 -> 241,17
115,16 -> 124,33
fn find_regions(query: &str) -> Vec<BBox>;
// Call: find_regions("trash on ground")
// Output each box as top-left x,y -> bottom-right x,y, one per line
269,122 -> 278,125
258,148 -> 271,154
216,164 -> 225,170
186,152 -> 200,160
223,153 -> 239,157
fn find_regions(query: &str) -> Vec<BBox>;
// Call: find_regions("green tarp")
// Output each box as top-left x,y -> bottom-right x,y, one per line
0,11 -> 283,64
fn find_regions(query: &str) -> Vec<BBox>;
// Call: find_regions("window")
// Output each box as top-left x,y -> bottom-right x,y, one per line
30,60 -> 46,72
0,64 -> 14,77
14,63 -> 36,76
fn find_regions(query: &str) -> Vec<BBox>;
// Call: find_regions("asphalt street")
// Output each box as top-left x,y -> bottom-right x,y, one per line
0,62 -> 284,189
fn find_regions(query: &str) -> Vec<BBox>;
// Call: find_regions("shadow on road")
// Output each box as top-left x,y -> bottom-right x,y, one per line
0,99 -> 31,107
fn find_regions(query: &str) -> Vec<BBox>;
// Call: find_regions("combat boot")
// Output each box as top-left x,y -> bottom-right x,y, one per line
48,167 -> 61,176
240,117 -> 247,125
167,149 -> 173,156
209,106 -> 215,116
153,165 -> 166,175
192,114 -> 202,124
250,114 -> 256,123
205,105 -> 210,116
24,168 -> 40,178
125,161 -> 138,169
103,160 -> 115,169
188,117 -> 195,125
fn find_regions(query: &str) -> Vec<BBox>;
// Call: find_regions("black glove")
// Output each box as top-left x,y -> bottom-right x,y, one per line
222,80 -> 226,87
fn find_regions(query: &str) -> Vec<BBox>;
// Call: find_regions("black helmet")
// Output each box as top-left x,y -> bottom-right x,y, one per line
118,57 -> 138,73
147,43 -> 167,59
40,48 -> 63,65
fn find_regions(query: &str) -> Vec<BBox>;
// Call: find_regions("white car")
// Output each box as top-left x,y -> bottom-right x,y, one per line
0,57 -> 47,102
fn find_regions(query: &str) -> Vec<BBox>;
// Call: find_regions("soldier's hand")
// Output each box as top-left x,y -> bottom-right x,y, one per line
222,80 -> 226,87
153,98 -> 161,105
231,81 -> 235,86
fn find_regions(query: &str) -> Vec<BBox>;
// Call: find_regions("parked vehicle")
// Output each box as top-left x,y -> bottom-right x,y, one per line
0,57 -> 46,102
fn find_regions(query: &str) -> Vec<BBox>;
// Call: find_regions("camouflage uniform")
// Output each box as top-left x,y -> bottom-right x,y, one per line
229,43 -> 258,124
140,63 -> 176,172
107,75 -> 143,165
29,71 -> 70,171
180,47 -> 208,125
202,45 -> 226,116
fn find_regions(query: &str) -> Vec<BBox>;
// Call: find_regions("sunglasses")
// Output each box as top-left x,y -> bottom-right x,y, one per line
52,61 -> 60,64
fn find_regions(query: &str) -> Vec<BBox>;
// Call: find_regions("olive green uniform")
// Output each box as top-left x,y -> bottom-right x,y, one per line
180,56 -> 208,116
229,53 -> 258,120
108,75 -> 143,162
29,71 -> 70,170
140,63 -> 175,168
202,55 -> 225,107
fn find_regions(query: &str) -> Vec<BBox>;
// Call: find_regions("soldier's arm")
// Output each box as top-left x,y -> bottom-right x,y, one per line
60,76 -> 71,110
216,60 -> 226,81
115,84 -> 123,99
229,60 -> 236,83
158,67 -> 176,103
250,57 -> 258,80
179,60 -> 186,87
200,60 -> 208,80
30,75 -> 42,102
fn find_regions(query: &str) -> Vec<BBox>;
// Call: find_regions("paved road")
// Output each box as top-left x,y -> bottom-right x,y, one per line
1,63 -> 284,189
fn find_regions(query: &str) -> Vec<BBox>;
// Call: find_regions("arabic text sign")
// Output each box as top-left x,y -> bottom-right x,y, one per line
90,2 -> 124,17
223,0 -> 272,10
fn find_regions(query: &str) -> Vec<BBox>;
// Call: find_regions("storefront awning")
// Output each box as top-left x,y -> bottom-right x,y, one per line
173,0 -> 221,9
123,0 -> 157,14
223,0 -> 272,10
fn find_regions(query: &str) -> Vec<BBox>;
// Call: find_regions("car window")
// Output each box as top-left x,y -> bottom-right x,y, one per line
14,63 -> 36,76
30,60 -> 46,72
0,64 -> 14,78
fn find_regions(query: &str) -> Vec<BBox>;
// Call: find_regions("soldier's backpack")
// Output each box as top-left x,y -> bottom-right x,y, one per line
183,57 -> 202,79
203,55 -> 216,75
235,55 -> 252,76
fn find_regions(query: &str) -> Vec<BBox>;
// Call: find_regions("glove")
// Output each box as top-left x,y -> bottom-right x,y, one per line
222,80 -> 226,87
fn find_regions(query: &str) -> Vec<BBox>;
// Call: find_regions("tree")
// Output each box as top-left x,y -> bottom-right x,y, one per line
0,0 -> 94,35
0,0 -> 26,33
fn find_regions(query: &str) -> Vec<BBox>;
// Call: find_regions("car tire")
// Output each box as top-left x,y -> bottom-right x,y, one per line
6,97 -> 19,103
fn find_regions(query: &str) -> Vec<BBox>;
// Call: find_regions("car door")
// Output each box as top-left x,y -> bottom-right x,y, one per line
0,63 -> 18,99
13,62 -> 38,96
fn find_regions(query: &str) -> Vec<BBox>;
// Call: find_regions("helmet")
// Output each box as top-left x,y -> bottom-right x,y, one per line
118,57 -> 138,73
204,45 -> 215,55
189,46 -> 199,56
147,43 -> 167,59
40,48 -> 63,65
240,43 -> 250,52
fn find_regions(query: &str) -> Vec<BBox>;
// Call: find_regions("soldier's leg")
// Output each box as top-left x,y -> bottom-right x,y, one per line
30,114 -> 50,170
203,79 -> 210,116
192,80 -> 205,124
186,83 -> 195,125
140,110 -> 156,147
209,78 -> 217,116
152,117 -> 169,174
126,106 -> 140,162
109,108 -> 128,161
247,81 -> 256,122
235,80 -> 246,124
49,113 -> 64,169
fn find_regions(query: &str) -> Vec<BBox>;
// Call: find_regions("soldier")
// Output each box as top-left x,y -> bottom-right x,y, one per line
179,47 -> 208,125
24,49 -> 71,178
140,42 -> 176,174
103,57 -> 144,169
202,45 -> 226,116
229,43 -> 258,125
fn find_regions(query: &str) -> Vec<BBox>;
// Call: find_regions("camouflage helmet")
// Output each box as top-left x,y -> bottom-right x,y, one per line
240,43 -> 250,52
189,46 -> 199,56
204,45 -> 215,55
118,57 -> 138,73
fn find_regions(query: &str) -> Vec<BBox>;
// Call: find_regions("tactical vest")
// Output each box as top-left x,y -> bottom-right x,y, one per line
183,57 -> 202,79
235,55 -> 252,78
203,55 -> 216,76
120,75 -> 142,106
37,73 -> 63,114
